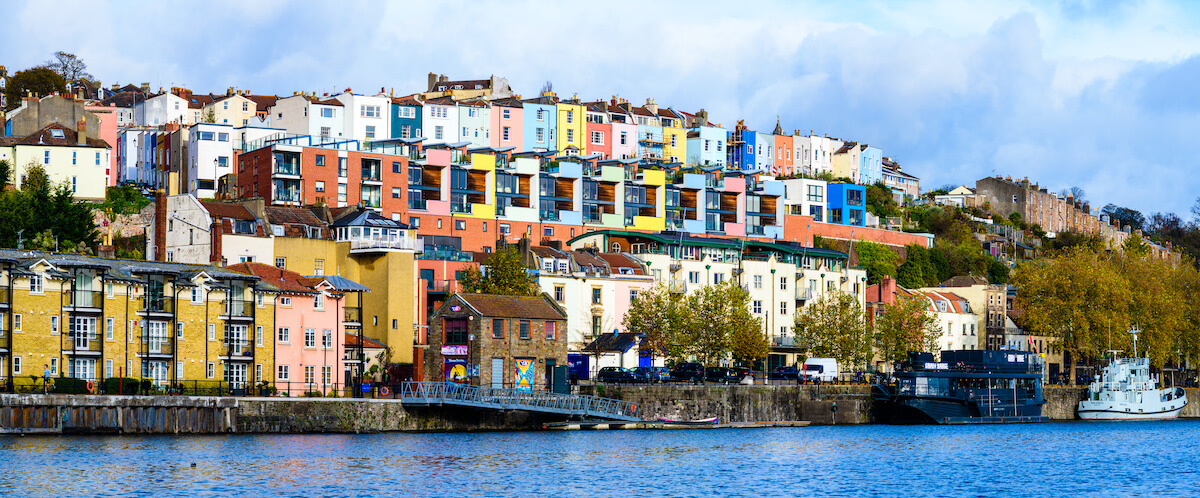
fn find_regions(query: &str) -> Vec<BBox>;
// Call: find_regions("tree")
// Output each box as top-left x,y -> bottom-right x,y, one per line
202,108 -> 216,124
3,67 -> 66,111
1058,186 -> 1086,203
21,161 -> 49,193
100,185 -> 151,215
793,290 -> 872,368
855,240 -> 897,284
874,294 -> 942,364
1101,203 -> 1145,232
682,280 -> 750,366
0,159 -> 11,190
724,284 -> 768,365
43,51 -> 93,82
865,182 -> 900,218
459,247 -> 537,296
1192,196 -> 1200,221
1121,233 -> 1149,257
987,259 -> 1010,284
622,284 -> 689,362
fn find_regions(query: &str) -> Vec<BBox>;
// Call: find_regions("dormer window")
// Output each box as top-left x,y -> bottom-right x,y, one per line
50,129 -> 65,139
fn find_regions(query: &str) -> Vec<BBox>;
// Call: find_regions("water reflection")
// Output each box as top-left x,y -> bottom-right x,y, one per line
0,422 -> 1197,495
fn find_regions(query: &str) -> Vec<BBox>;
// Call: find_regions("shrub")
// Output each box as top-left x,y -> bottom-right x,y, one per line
103,377 -> 142,395
52,377 -> 89,394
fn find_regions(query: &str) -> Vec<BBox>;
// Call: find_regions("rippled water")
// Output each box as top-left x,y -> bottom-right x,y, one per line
1,421 -> 1198,496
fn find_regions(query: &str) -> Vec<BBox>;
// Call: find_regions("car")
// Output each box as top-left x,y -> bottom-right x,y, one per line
800,358 -> 838,384
705,367 -> 742,384
596,367 -> 638,384
633,366 -> 670,383
729,367 -> 750,383
770,366 -> 798,380
670,362 -> 705,383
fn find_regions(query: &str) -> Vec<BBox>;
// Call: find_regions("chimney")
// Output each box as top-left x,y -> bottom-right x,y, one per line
645,98 -> 658,115
881,277 -> 897,305
226,87 -> 235,96
140,82 -> 150,93
154,190 -> 168,261
77,120 -> 87,145
428,73 -> 437,91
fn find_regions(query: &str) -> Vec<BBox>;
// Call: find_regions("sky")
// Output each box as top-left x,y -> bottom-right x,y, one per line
3,0 -> 1200,217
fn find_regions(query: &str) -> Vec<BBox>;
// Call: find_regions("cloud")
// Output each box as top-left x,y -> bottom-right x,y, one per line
4,0 -> 1200,215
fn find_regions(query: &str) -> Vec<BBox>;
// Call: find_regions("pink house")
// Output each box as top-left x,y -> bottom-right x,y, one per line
490,97 -> 523,150
228,262 -> 354,395
85,103 -> 121,186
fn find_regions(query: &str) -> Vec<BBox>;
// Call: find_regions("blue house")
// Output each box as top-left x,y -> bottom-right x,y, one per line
522,95 -> 558,152
727,123 -> 756,170
826,183 -> 866,226
859,145 -> 883,185
390,96 -> 423,139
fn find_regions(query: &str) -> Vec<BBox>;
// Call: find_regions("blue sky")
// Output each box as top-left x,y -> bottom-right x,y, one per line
5,0 -> 1200,217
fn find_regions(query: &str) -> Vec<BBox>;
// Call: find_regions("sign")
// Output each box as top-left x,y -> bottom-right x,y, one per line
450,305 -> 462,312
441,345 -> 468,356
444,357 -> 468,383
514,359 -> 535,393
361,383 -> 370,394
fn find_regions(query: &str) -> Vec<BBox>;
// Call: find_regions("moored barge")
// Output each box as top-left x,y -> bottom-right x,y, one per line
873,350 -> 1048,424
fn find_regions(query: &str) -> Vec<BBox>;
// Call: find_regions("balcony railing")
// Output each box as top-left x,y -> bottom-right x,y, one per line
668,280 -> 686,294
145,339 -> 173,356
65,291 -> 105,309
348,236 -> 424,252
274,163 -> 300,176
0,288 -> 9,307
772,334 -> 798,348
223,300 -> 253,318
67,333 -> 102,351
796,288 -> 813,301
143,295 -> 174,314
225,340 -> 252,357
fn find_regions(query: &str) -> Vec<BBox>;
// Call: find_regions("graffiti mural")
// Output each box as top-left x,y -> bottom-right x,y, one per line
444,357 -> 468,383
514,359 -> 535,392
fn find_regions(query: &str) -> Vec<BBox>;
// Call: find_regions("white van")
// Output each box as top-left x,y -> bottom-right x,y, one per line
801,358 -> 838,384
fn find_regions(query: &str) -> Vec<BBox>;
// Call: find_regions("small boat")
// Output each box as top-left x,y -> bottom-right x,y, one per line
1078,328 -> 1188,421
656,417 -> 719,425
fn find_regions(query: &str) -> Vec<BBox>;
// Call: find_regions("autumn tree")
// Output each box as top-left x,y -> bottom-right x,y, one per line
874,294 -> 942,364
43,51 -> 94,82
3,67 -> 66,110
793,290 -> 872,368
459,247 -> 537,296
724,284 -> 769,366
682,280 -> 752,366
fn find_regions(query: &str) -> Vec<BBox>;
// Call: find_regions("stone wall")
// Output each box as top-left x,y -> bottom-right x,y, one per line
580,384 -> 873,425
1030,387 -> 1200,420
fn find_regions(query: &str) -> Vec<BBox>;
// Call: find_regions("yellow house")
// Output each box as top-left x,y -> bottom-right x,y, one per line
6,123 -> 111,200
0,251 -> 275,393
556,100 -> 588,156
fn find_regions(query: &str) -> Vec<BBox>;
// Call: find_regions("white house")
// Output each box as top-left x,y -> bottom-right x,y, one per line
134,91 -> 192,126
334,91 -> 390,144
269,94 -> 347,144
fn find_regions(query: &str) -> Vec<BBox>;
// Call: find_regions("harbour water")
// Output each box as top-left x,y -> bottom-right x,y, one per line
2,421 -> 1198,496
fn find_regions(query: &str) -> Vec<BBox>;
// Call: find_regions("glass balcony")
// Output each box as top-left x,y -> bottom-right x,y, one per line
143,294 -> 174,314
343,307 -> 362,325
65,291 -> 105,310
223,300 -> 253,318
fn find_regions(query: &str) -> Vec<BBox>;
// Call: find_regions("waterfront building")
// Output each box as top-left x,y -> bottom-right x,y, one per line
933,185 -> 977,207
423,73 -> 514,101
489,97 -> 522,150
583,101 -> 612,160
458,98 -> 491,148
0,250 -> 276,391
332,91 -> 390,144
133,90 -> 192,127
826,183 -> 867,226
606,100 -> 638,160
772,121 -> 793,176
727,121 -> 755,171
858,144 -> 883,185
754,131 -> 774,173
96,84 -> 145,128
424,293 -> 567,390
658,106 -> 686,165
780,177 -> 829,223
919,276 -> 1006,350
881,159 -> 920,203
556,98 -> 587,157
521,94 -> 558,152
269,94 -> 347,144
185,123 -> 236,198
146,195 -> 271,265
390,94 -> 423,140
793,132 -> 841,177
684,110 -> 727,168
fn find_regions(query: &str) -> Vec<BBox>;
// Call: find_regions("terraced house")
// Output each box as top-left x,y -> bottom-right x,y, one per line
0,250 -> 276,392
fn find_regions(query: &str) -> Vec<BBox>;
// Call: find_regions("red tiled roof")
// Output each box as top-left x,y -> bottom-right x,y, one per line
345,333 -> 386,349
225,262 -> 316,294
597,253 -> 645,274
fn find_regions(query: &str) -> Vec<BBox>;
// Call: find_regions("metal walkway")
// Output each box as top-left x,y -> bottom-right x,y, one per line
399,382 -> 641,422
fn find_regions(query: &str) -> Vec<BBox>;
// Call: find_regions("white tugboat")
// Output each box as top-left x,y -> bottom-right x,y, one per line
1078,328 -> 1188,420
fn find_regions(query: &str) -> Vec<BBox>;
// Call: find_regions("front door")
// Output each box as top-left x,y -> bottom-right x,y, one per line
544,359 -> 555,391
225,363 -> 247,389
491,358 -> 504,389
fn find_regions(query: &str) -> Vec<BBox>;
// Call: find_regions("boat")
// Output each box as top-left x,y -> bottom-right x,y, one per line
1078,328 -> 1188,420
872,350 -> 1048,424
656,417 -> 719,425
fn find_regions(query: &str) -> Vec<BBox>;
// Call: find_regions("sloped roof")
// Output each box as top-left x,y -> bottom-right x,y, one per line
225,262 -> 316,294
200,201 -> 256,221
596,253 -> 645,274
392,95 -> 422,106
264,205 -> 325,227
17,123 -> 109,148
246,94 -> 277,109
308,274 -> 370,292
0,248 -> 262,284
939,275 -> 987,287
521,95 -> 559,105
451,293 -> 565,320
345,333 -> 386,349
583,332 -> 638,353
331,207 -> 410,229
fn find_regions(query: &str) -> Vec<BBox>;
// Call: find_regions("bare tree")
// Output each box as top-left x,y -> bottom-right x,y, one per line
1059,186 -> 1086,202
539,81 -> 553,95
43,51 -> 93,82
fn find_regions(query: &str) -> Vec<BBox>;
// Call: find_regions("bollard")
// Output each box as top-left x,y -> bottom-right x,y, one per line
831,401 -> 837,425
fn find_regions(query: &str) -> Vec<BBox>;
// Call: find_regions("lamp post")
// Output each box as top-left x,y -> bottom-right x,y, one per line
768,261 -> 776,386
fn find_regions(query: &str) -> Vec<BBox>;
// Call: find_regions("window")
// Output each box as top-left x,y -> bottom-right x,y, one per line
13,357 -> 19,374
314,180 -> 325,193
535,128 -> 544,143
502,126 -> 510,141
275,257 -> 286,268
72,151 -> 77,165
258,326 -> 265,347
492,319 -> 504,339
591,130 -> 603,145
544,226 -> 553,237
361,105 -> 380,118
753,275 -> 763,289
554,285 -> 564,302
322,366 -> 331,385
208,323 -> 215,341
314,259 -> 325,275
499,223 -> 510,234
322,329 -> 332,349
545,321 -> 556,340
278,365 -> 290,381
50,358 -> 59,376
455,220 -> 466,231
277,327 -> 290,343
43,150 -> 50,164
13,314 -> 20,332
30,275 -> 43,294
688,272 -> 700,284
305,366 -> 315,384
218,132 -> 229,142
106,318 -> 114,340
502,109 -> 511,119
106,359 -> 113,378
365,125 -> 376,139
620,132 -> 628,145
566,129 -> 575,143
338,184 -> 347,204
435,126 -> 444,140
780,277 -> 788,290
314,292 -> 325,310
566,110 -> 574,124
780,301 -> 788,315
592,288 -> 602,304
536,109 -> 544,121
176,322 -> 184,339
714,273 -> 724,284
752,300 -> 762,314
519,320 -> 530,340
305,328 -> 316,348
51,315 -> 59,335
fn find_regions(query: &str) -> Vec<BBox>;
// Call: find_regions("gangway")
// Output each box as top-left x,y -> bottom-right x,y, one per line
399,381 -> 641,422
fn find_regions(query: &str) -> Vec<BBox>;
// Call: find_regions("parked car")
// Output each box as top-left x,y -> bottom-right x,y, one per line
705,367 -> 741,384
729,367 -> 750,383
800,358 -> 838,384
597,367 -> 639,384
633,366 -> 670,383
770,366 -> 799,380
670,362 -> 706,383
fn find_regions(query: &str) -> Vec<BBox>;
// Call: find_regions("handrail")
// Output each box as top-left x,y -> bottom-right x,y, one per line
399,381 -> 638,420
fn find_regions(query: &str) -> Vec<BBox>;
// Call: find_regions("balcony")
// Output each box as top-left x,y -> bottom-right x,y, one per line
668,280 -> 687,294
418,248 -> 473,262
348,235 -> 424,254
0,288 -> 9,309
222,300 -> 253,320
343,306 -> 362,326
142,339 -> 174,358
64,333 -> 102,354
64,291 -> 105,312
224,340 -> 254,361
796,288 -> 813,301
409,149 -> 427,161
771,334 -> 800,351
274,163 -> 300,177
142,294 -> 174,316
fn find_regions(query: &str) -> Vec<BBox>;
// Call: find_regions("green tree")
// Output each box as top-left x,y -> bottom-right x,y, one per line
458,247 -> 537,296
724,284 -> 768,365
100,185 -> 151,215
874,294 -> 942,364
202,108 -> 216,124
865,182 -> 901,218
1121,233 -> 1149,257
0,160 -> 10,190
682,280 -> 748,365
3,66 -> 66,110
987,259 -> 1010,284
622,284 -> 689,362
854,240 -> 897,284
793,290 -> 872,368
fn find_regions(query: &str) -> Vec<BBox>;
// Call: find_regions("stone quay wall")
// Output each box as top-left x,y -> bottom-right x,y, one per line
578,384 -> 873,425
